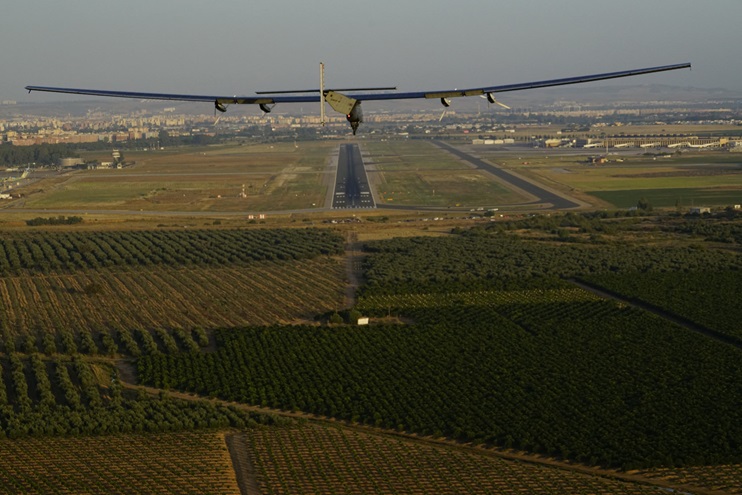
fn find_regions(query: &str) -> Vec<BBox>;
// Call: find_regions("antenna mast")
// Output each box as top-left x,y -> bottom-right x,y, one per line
320,62 -> 326,127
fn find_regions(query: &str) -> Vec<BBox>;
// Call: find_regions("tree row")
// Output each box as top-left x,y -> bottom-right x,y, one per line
0,228 -> 344,275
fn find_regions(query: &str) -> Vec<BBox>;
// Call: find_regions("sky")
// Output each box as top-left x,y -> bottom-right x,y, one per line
1,0 -> 740,103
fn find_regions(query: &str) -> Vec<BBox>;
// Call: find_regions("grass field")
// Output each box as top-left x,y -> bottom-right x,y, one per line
589,187 -> 742,208
9,138 -> 741,213
537,166 -> 742,192
486,151 -> 742,209
365,140 -> 530,207
19,142 -> 337,212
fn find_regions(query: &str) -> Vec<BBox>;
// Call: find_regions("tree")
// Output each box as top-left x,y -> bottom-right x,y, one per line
347,308 -> 362,324
637,197 -> 653,212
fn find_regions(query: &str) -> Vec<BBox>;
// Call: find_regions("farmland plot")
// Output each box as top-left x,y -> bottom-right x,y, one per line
0,354 -> 277,438
0,228 -> 345,275
0,431 -> 240,495
586,270 -> 742,341
0,227 -> 346,352
137,299 -> 742,469
0,258 -> 346,350
138,227 -> 742,471
635,464 -> 742,494
238,424 -> 673,495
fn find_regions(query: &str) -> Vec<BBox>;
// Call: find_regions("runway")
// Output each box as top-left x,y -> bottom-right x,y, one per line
332,144 -> 376,209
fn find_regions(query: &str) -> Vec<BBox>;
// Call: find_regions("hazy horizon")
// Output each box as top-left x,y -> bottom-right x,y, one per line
2,0 -> 741,104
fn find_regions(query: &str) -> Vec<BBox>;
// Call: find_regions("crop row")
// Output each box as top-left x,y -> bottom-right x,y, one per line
585,270 -> 742,340
360,233 -> 742,295
0,353 -> 278,439
356,288 -> 601,315
670,217 -> 742,244
635,463 -> 742,495
137,295 -> 742,469
239,424 -> 671,495
0,228 -> 344,275
0,258 -> 346,355
2,323 -> 223,359
0,431 -> 240,494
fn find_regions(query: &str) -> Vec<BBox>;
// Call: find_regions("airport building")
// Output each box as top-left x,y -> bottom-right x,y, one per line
575,137 -> 730,149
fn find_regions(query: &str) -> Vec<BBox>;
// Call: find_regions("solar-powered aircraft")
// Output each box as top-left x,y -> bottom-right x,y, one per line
26,62 -> 691,135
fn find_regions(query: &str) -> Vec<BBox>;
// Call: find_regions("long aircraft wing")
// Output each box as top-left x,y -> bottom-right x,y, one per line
26,63 -> 691,105
26,62 -> 691,134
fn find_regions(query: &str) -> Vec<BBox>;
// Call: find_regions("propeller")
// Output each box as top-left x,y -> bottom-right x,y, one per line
482,93 -> 511,110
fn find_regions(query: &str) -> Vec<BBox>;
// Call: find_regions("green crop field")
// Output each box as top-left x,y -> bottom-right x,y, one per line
136,220 -> 742,475
586,270 -> 742,340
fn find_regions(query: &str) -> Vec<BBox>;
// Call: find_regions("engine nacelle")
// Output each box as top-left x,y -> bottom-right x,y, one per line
346,101 -> 363,135
215,101 -> 228,113
259,103 -> 273,113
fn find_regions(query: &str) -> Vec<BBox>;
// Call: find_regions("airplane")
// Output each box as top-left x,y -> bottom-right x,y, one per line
26,62 -> 691,135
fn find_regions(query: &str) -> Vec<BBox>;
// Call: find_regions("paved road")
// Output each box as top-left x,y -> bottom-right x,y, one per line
433,141 -> 581,210
332,144 -> 375,209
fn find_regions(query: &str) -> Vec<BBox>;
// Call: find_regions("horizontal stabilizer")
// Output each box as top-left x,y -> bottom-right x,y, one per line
256,87 -> 396,94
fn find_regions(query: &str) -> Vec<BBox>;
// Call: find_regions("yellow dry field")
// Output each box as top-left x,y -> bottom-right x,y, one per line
237,424 -> 677,495
635,464 -> 742,495
0,431 -> 240,495
0,257 -> 345,338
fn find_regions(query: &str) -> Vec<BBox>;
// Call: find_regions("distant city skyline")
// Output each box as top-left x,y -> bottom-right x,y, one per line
2,0 -> 740,104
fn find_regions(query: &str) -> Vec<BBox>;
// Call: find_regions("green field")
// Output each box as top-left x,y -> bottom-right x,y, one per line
10,139 -> 742,213
0,215 -> 739,493
365,140 -> 530,206
135,224 -> 742,471
486,151 -> 742,209
19,142 -> 336,212
0,229 -> 345,337
588,187 -> 742,208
